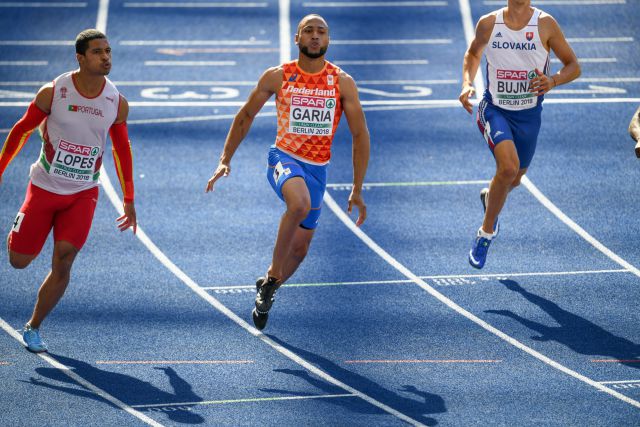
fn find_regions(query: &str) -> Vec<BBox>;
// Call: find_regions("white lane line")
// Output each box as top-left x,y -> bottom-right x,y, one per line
121,100 -> 459,107
543,97 -> 640,104
113,81 -> 255,85
0,89 -> 36,98
0,41 -> 73,46
417,268 -> 629,280
604,384 -> 640,391
124,2 -> 267,7
0,318 -> 162,426
121,40 -> 270,46
96,360 -> 254,365
0,1 -> 86,6
0,61 -> 48,66
98,171 -> 428,427
144,61 -> 236,66
204,280 -> 415,290
345,359 -> 503,364
4,77 -> 637,86
552,58 -> 616,63
202,268 -> 629,290
458,0 -> 485,95
331,38 -> 452,45
131,108 -> 484,125
114,81 -> 258,86
485,0 -> 625,3
362,104 -> 459,112
127,101 -> 246,106
600,380 -> 640,385
157,47 -> 279,55
97,0 -> 109,34
323,192 -> 640,409
550,85 -> 626,95
279,0 -> 291,64
580,77 -> 640,83
2,98 -> 640,108
0,79 -> 458,86
119,100 -> 449,107
131,393 -> 357,408
361,79 -> 458,84
127,111 -> 276,125
521,177 -> 640,278
1,101 -> 251,107
567,37 -> 633,43
303,1 -> 447,6
334,59 -> 429,65
326,179 -> 490,188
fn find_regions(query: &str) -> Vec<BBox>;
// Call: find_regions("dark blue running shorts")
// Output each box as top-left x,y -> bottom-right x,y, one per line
476,98 -> 542,169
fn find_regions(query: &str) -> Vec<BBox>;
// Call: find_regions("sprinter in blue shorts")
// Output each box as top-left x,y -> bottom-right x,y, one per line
460,0 -> 580,269
206,15 -> 370,330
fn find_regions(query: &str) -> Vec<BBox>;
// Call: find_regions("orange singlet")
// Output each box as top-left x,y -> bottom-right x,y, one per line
275,60 -> 342,165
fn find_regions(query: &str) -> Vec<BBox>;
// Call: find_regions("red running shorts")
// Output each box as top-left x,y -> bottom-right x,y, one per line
8,182 -> 99,255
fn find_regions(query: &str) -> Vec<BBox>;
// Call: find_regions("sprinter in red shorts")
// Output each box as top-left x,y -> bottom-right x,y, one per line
0,29 -> 136,352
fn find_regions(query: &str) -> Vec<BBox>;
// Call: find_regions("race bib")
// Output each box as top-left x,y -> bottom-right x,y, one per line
494,69 -> 538,108
289,95 -> 336,136
50,139 -> 100,182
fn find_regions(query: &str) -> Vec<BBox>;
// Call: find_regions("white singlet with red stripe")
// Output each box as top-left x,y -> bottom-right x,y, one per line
485,8 -> 550,111
30,71 -> 119,195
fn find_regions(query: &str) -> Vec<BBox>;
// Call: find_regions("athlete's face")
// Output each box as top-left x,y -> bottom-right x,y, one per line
295,18 -> 329,59
77,38 -> 112,75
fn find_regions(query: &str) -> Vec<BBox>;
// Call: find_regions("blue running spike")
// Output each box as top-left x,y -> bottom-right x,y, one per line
23,324 -> 47,353
469,235 -> 492,269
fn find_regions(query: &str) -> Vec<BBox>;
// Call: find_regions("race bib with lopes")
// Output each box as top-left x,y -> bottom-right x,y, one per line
50,139 -> 100,182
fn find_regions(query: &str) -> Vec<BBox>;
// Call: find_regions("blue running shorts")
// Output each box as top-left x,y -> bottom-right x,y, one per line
476,98 -> 542,169
267,146 -> 327,230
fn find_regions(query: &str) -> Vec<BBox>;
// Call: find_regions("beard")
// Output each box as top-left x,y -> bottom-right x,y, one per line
299,44 -> 327,59
93,62 -> 111,75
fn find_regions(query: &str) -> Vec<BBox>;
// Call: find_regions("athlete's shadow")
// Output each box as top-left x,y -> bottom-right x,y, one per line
264,335 -> 446,426
485,279 -> 640,368
22,354 -> 205,424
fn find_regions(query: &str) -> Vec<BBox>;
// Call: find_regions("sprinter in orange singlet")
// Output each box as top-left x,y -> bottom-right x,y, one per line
206,14 -> 370,330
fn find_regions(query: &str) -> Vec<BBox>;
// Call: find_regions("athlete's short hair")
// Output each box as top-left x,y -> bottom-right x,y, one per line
296,14 -> 328,37
75,29 -> 107,55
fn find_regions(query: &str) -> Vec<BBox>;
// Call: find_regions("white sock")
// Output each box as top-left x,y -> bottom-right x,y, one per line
477,227 -> 493,240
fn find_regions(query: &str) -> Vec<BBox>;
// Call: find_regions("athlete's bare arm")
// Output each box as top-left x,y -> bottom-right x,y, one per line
206,66 -> 282,192
629,106 -> 640,158
532,14 -> 580,96
460,13 -> 496,114
34,83 -> 54,114
339,71 -> 370,226
114,94 -> 129,125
